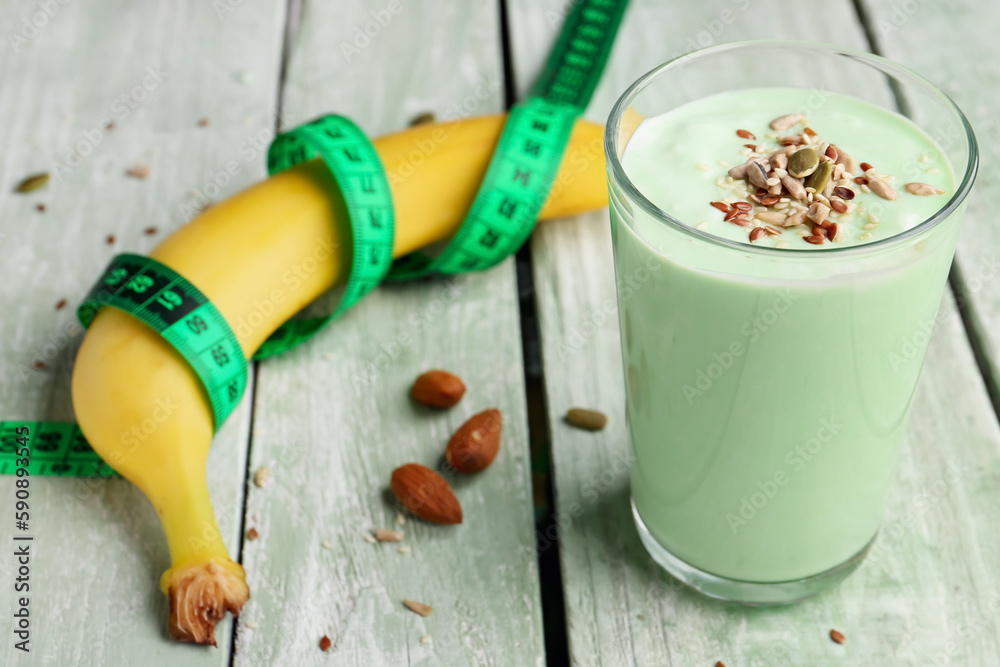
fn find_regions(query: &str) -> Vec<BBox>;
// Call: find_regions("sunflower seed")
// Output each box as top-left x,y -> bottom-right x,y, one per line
867,176 -> 898,200
756,211 -> 787,225
905,182 -> 945,196
404,600 -> 433,617
770,114 -> 804,131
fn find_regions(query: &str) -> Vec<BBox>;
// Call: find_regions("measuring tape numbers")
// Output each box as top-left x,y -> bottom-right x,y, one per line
256,115 -> 396,359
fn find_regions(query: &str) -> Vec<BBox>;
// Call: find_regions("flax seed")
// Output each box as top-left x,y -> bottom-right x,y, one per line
711,201 -> 730,213
833,186 -> 855,201
736,129 -> 756,140
749,227 -> 766,243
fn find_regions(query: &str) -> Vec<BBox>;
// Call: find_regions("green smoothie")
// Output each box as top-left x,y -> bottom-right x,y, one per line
614,88 -> 961,582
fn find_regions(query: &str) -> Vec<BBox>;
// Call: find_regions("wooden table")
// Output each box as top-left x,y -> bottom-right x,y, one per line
1,1 -> 998,665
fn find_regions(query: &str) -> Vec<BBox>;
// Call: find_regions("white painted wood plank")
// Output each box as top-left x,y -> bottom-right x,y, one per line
508,0 -> 1000,664
234,2 -> 545,666
856,0 -> 1000,398
0,1 -> 285,664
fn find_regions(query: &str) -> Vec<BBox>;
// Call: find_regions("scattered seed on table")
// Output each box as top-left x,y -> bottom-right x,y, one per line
420,634 -> 432,644
830,629 -> 846,644
247,528 -> 259,541
398,545 -> 411,554
396,512 -> 406,526
363,533 -> 377,544
410,112 -> 435,126
106,234 -> 116,245
375,529 -> 404,542
319,635 -> 332,651
144,226 -> 158,235
198,118 -> 210,127
105,121 -> 115,131
404,600 -> 433,617
126,165 -> 151,179
36,203 -> 46,212
566,408 -> 609,431
253,466 -> 269,488
33,361 -> 46,371
15,173 -> 49,193
55,299 -> 67,310
245,620 -> 258,629
321,540 -> 332,550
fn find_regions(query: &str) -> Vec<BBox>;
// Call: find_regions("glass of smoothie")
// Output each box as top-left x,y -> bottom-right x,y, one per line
605,41 -> 978,604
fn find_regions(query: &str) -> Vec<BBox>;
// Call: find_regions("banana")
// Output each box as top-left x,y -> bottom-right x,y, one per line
70,113 -> 607,645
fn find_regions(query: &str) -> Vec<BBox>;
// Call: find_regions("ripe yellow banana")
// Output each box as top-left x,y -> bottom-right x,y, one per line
70,113 -> 607,645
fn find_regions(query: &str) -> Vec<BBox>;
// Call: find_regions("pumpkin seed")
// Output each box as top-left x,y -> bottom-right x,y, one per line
787,148 -> 819,178
566,408 -> 608,431
804,161 -> 833,193
747,161 -> 769,189
15,172 -> 49,193
410,112 -> 436,126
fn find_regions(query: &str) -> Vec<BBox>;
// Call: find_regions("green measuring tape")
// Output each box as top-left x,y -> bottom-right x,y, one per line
0,0 -> 628,476
256,115 -> 395,359
0,423 -> 114,478
78,253 -> 249,430
389,0 -> 628,278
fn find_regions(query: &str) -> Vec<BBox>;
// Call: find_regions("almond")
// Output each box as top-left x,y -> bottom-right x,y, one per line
445,409 -> 501,474
390,464 -> 462,524
411,370 -> 466,408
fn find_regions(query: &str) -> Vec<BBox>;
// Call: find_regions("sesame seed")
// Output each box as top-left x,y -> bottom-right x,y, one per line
696,164 -> 711,171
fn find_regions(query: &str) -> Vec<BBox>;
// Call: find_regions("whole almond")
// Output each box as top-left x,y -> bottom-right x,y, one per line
446,409 -> 501,474
411,370 -> 466,408
390,464 -> 462,524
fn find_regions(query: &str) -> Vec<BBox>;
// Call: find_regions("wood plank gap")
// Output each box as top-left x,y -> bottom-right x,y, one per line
497,0 -> 572,661
850,0 -> 998,425
849,0 -> 914,117
228,359 -> 261,667
498,0 -> 520,108
948,262 -> 1000,419
274,0 -> 305,130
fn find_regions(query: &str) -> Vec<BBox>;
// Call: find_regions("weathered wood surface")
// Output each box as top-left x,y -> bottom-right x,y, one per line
233,1 -> 545,666
0,0 -> 286,664
856,0 -> 1000,401
509,0 -> 1000,664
